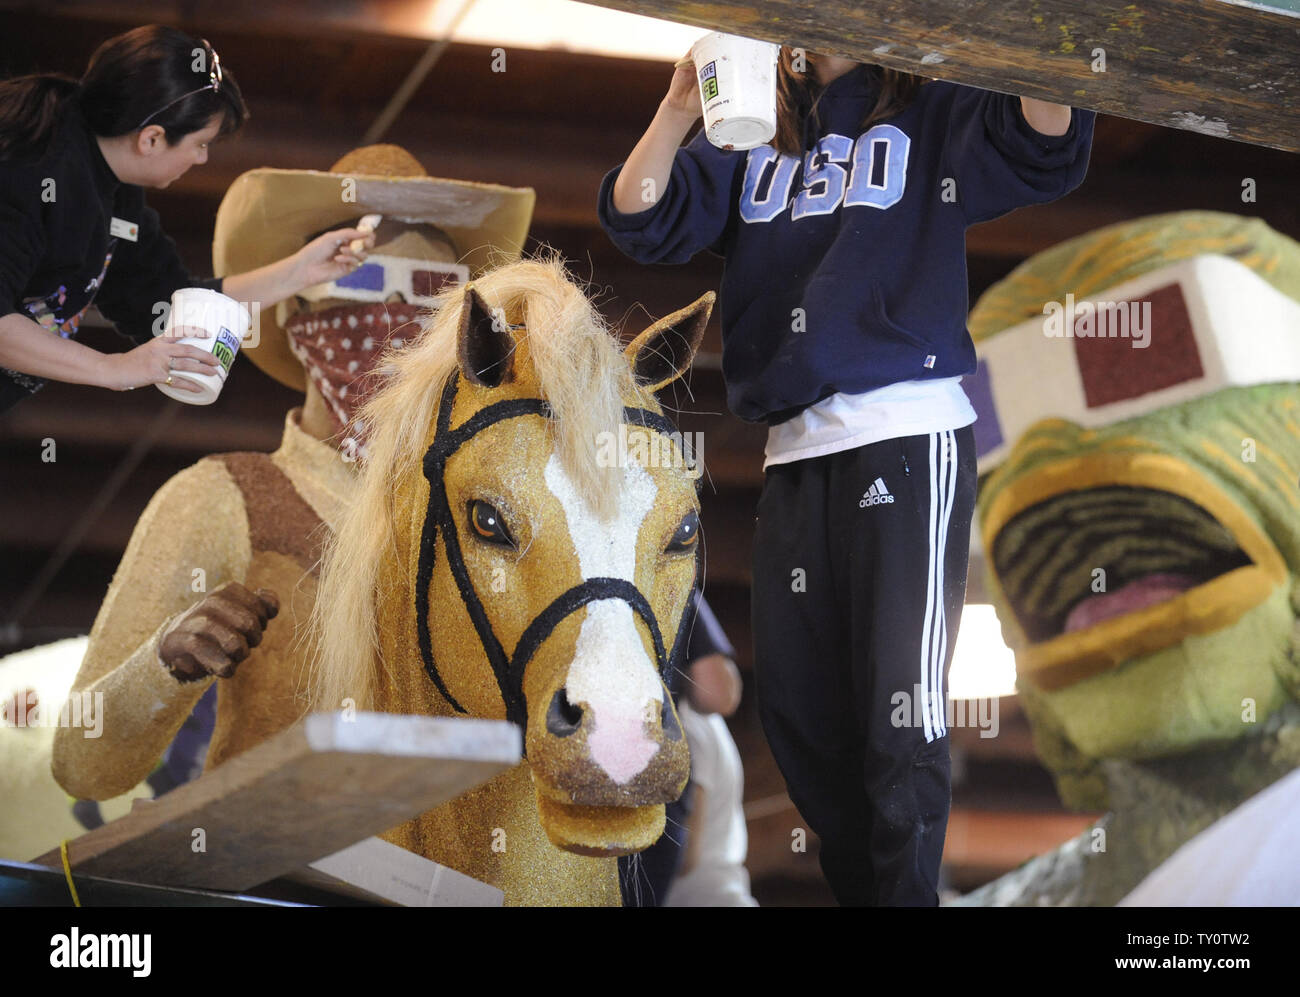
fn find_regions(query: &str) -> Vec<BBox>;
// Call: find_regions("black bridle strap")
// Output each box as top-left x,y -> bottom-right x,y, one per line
427,397 -> 553,463
415,376 -> 699,735
507,577 -> 669,702
414,506 -> 464,712
621,406 -> 679,438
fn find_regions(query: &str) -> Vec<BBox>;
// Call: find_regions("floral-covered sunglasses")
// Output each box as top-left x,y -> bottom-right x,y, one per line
298,254 -> 469,309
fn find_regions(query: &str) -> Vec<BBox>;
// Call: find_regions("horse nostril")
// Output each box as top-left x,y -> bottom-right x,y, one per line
546,687 -> 583,737
661,698 -> 683,742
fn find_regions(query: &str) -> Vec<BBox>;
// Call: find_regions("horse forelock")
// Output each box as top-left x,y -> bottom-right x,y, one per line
485,269 -> 638,523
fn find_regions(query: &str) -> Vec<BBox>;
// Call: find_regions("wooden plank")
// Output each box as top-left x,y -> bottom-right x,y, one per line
33,712 -> 521,891
590,0 -> 1300,152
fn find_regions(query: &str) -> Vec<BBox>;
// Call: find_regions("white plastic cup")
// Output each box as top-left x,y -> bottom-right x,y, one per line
690,31 -> 780,151
157,287 -> 251,405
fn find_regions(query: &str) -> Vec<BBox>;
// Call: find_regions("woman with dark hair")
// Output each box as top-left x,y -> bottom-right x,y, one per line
599,47 -> 1095,905
0,25 -> 374,412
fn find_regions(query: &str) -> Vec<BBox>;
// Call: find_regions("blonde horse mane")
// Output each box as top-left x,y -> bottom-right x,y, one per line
308,256 -> 639,714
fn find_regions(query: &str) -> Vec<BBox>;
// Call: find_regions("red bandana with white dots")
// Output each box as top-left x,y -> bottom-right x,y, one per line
285,302 -> 425,450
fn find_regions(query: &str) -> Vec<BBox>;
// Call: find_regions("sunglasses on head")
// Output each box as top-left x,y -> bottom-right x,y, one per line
298,255 -> 470,309
136,39 -> 223,130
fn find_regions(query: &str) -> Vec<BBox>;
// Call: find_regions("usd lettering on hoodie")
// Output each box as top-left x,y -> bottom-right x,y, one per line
598,67 -> 1095,424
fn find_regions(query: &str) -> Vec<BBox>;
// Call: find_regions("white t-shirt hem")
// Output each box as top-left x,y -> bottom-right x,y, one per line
763,378 -> 977,470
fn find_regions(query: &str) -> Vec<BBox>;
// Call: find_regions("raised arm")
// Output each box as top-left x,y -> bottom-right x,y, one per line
598,57 -> 744,266
612,58 -> 702,214
944,83 -> 1096,226
51,460 -> 250,799
220,226 -> 375,307
0,310 -> 218,393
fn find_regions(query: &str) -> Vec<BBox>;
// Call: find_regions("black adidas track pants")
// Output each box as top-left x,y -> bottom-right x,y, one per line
751,426 -> 976,906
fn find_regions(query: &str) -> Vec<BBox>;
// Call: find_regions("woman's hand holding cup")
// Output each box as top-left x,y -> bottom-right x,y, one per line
107,335 -> 220,393
664,53 -> 703,120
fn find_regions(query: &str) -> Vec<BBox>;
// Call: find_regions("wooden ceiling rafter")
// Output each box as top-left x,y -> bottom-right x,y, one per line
587,0 -> 1300,152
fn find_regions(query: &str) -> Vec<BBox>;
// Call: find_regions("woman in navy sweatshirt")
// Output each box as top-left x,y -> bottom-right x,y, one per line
598,48 -> 1094,905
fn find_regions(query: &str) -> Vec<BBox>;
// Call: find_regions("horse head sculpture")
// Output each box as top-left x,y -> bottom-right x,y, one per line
311,258 -> 714,903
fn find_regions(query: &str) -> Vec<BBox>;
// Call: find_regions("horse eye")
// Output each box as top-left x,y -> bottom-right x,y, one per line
468,500 -> 514,547
665,510 -> 700,553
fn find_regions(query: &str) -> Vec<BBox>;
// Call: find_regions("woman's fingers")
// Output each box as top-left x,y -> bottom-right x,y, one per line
171,343 -> 215,360
118,338 -> 222,391
334,244 -> 369,266
160,346 -> 219,388
665,57 -> 703,117
172,344 -> 221,365
337,227 -> 377,249
327,228 -> 373,257
337,226 -> 376,262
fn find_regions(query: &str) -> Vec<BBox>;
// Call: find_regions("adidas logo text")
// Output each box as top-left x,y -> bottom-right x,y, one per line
859,477 -> 895,507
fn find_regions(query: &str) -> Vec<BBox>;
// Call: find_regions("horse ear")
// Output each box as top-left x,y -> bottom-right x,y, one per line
624,291 -> 715,393
457,284 -> 516,387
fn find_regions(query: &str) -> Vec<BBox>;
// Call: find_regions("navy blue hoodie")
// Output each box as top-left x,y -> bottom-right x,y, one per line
598,66 -> 1095,424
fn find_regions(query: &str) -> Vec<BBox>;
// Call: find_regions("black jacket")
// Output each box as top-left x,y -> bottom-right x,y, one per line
0,102 -> 222,412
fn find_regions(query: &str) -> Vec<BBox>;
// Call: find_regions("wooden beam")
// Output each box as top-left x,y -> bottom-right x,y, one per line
0,0 -> 451,47
590,0 -> 1300,152
33,712 -> 520,891
10,16 -> 1295,264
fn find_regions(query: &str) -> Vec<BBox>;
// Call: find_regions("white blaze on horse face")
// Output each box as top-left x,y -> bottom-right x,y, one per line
543,453 -> 663,785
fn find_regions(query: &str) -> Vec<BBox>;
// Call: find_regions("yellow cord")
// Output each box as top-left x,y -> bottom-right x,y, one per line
60,840 -> 82,907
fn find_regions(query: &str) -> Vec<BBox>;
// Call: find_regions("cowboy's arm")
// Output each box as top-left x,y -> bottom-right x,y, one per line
52,460 -> 251,800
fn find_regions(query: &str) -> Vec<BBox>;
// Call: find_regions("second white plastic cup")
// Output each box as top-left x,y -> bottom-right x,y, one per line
690,31 -> 780,151
157,287 -> 251,405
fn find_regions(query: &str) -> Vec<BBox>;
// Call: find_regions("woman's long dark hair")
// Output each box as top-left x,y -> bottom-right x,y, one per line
773,47 -> 923,157
0,24 -> 248,161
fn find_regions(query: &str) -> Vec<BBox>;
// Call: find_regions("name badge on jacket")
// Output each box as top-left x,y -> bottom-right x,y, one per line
109,217 -> 139,242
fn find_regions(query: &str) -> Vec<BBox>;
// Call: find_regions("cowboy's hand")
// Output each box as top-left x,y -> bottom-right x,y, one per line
294,227 -> 376,287
159,582 -> 280,682
107,336 -> 220,392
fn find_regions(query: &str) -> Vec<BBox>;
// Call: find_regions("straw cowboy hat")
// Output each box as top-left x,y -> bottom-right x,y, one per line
212,144 -> 535,392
